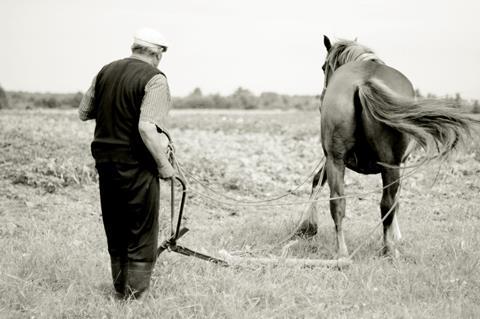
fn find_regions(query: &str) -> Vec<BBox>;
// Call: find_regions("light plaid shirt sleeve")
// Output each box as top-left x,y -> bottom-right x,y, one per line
78,76 -> 96,121
139,73 -> 172,131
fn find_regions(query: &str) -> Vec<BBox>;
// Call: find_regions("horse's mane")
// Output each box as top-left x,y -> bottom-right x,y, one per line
327,40 -> 384,71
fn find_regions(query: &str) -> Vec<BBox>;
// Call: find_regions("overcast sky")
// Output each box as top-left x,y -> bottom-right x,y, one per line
1,0 -> 479,99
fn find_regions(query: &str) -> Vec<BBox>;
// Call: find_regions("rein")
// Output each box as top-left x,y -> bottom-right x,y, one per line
167,147 -> 413,263
172,150 -> 424,207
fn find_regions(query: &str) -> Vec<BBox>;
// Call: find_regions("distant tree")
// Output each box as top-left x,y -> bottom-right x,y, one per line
472,100 -> 480,114
189,87 -> 203,98
231,87 -> 257,109
0,84 -> 9,109
259,92 -> 285,109
454,92 -> 462,108
211,94 -> 232,109
414,89 -> 423,98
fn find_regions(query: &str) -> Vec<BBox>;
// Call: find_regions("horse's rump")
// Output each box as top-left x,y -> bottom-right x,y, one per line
322,62 -> 414,171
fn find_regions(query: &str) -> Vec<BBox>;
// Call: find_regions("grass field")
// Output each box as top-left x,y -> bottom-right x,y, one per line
1,109 -> 479,318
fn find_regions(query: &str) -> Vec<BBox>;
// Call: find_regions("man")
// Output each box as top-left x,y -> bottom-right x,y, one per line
78,27 -> 175,299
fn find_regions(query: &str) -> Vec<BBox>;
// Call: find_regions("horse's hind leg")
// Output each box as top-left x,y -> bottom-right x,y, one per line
326,157 -> 348,257
295,165 -> 326,237
380,167 -> 401,257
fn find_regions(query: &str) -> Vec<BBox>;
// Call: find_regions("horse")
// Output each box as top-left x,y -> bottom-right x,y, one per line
296,35 -> 479,258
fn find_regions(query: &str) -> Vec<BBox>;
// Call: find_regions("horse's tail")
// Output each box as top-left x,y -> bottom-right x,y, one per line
357,79 -> 480,159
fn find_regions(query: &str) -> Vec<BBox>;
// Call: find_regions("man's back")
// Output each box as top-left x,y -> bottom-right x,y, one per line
92,58 -> 161,168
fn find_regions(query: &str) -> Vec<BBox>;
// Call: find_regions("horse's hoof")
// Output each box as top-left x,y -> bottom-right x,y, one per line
294,221 -> 317,238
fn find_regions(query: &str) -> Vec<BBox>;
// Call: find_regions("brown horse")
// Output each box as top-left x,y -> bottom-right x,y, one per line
296,36 -> 479,257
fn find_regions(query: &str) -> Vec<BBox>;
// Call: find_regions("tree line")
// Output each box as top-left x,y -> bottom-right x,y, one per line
1,84 -> 479,113
1,88 -> 83,110
172,87 -> 320,110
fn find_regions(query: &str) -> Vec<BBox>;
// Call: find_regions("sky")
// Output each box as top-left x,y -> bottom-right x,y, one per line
1,0 -> 479,99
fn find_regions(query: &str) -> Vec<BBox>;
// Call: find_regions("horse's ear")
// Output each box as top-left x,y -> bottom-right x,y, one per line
323,35 -> 332,51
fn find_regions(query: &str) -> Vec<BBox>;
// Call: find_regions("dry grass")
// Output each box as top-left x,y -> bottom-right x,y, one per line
0,109 -> 479,318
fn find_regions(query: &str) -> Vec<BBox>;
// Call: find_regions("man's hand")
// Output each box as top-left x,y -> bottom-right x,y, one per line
158,162 -> 176,179
139,120 -> 177,179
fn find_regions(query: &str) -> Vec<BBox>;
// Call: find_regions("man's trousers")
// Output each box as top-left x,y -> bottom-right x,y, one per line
96,162 -> 159,298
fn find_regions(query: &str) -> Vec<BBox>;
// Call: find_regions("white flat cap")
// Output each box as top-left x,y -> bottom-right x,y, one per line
133,27 -> 168,49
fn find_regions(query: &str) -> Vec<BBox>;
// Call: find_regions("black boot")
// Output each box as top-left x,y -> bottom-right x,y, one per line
110,256 -> 128,298
126,261 -> 154,299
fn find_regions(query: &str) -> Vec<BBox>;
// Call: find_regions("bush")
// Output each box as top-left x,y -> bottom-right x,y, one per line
0,84 -> 9,109
472,101 -> 480,114
34,97 -> 60,108
64,92 -> 83,108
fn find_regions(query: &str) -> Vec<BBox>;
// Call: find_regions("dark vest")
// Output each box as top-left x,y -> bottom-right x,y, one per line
91,57 -> 163,170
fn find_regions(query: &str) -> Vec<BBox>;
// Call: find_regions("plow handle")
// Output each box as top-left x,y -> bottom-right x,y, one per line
171,176 -> 187,240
